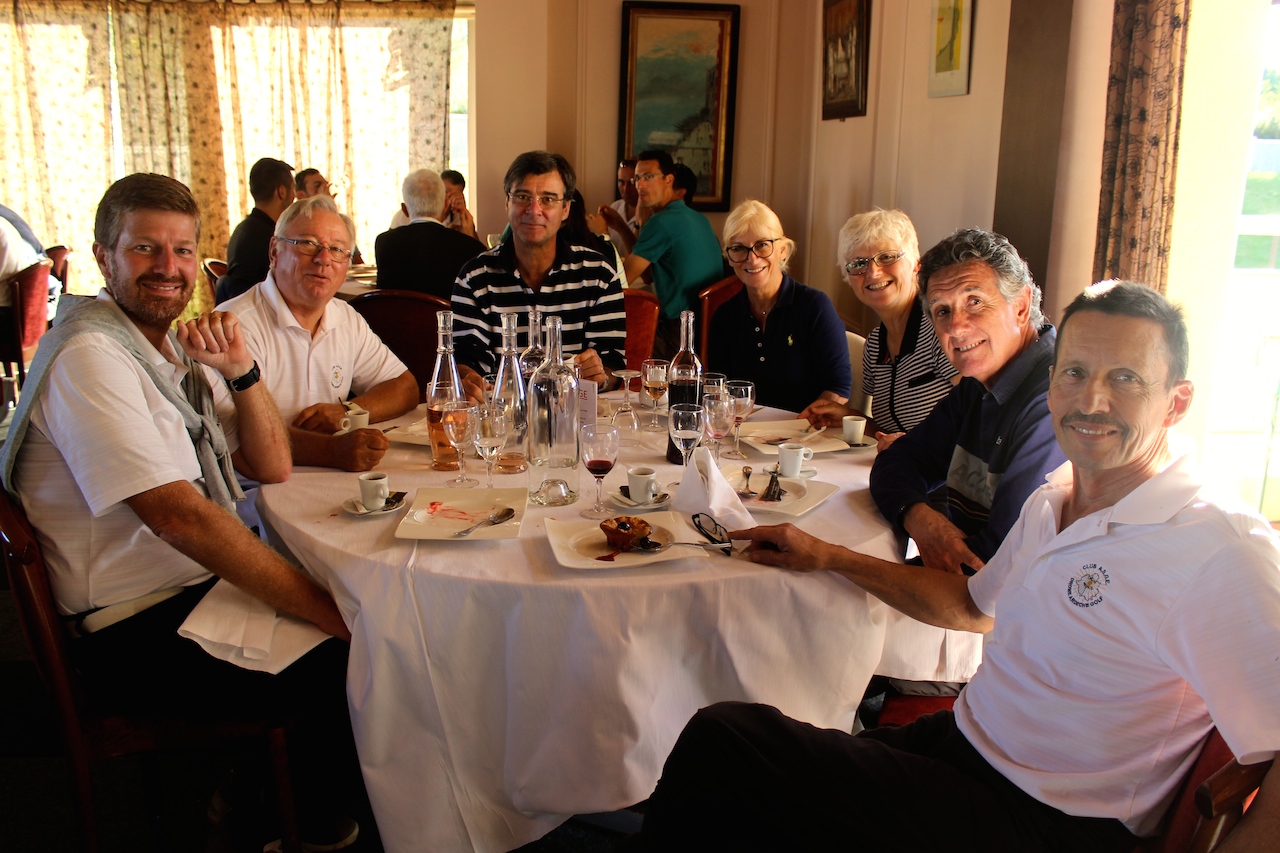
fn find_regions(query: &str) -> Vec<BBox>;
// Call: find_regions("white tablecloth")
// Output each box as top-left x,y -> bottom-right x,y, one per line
257,402 -> 982,852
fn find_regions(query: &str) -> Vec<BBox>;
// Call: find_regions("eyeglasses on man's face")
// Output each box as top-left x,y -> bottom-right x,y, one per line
844,250 -> 906,276
631,172 -> 663,185
277,236 -> 353,264
725,239 -> 779,264
507,191 -> 568,209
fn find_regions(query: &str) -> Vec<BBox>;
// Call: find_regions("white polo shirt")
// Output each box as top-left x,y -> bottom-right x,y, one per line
14,292 -> 237,614
218,272 -> 407,428
955,455 -> 1280,836
0,216 -> 41,308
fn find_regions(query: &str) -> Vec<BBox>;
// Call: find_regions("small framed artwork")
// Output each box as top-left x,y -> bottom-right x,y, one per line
822,0 -> 871,120
618,2 -> 740,211
928,0 -> 974,98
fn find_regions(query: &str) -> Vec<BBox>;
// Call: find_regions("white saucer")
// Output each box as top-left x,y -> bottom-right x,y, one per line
610,487 -> 673,511
845,441 -> 875,452
342,495 -> 405,517
785,467 -> 818,480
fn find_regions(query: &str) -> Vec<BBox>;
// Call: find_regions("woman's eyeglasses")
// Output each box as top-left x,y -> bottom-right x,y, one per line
844,250 -> 906,276
724,239 -> 779,264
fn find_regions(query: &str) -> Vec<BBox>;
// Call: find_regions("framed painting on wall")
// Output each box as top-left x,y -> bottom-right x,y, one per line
928,0 -> 974,97
822,0 -> 871,120
618,2 -> 740,211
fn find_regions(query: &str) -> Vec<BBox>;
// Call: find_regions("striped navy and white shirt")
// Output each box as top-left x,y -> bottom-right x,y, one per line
862,298 -> 958,434
451,235 -> 627,376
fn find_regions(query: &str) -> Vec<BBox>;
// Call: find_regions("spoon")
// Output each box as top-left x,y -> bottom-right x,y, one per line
737,466 -> 758,498
796,425 -> 827,444
452,506 -> 516,537
633,537 -> 733,553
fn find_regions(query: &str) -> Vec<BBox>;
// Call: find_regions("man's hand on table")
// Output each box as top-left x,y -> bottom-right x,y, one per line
729,524 -> 844,574
176,311 -> 255,381
458,366 -> 487,403
799,399 -> 856,429
574,348 -> 614,389
903,503 -> 985,575
330,429 -> 389,472
875,431 -> 904,452
293,402 -> 348,434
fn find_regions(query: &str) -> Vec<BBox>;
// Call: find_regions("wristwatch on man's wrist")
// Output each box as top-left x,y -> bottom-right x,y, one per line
226,361 -> 261,393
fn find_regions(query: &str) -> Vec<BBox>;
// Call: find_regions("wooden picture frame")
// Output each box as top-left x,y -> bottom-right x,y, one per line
618,2 -> 740,211
822,0 -> 871,120
928,0 -> 974,98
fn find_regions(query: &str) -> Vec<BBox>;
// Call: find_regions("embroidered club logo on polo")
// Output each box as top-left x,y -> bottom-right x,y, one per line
330,364 -> 344,388
1067,563 -> 1110,608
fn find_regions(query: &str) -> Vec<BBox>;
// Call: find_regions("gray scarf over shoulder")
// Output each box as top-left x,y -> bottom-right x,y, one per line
0,296 -> 244,511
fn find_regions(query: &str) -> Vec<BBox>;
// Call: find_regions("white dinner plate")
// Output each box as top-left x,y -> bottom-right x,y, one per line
608,487 -> 673,511
342,494 -> 406,517
718,465 -> 839,517
545,511 -> 708,570
739,420 -> 850,455
394,488 -> 527,540
385,418 -> 435,446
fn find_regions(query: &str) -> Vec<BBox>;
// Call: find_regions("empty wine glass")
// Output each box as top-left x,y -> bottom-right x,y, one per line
668,403 -> 705,485
579,423 -> 620,519
724,380 -> 756,460
703,372 -> 728,394
702,392 -> 735,464
441,402 -> 478,488
473,404 -> 511,489
641,359 -> 669,430
612,368 -> 641,445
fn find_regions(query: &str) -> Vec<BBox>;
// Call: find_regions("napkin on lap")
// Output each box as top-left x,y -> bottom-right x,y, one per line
671,446 -> 756,535
178,578 -> 330,674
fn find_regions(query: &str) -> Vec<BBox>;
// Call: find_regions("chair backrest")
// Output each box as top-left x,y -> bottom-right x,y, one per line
697,275 -> 743,363
45,245 -> 69,293
347,289 -> 449,402
845,331 -> 872,414
1,260 -> 53,369
623,288 -> 661,373
202,258 -> 227,307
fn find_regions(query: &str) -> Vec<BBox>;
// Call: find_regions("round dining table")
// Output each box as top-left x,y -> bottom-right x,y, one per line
257,398 -> 982,853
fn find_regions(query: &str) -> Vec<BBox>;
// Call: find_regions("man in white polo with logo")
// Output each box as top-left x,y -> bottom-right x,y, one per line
218,195 -> 418,472
632,280 -> 1280,851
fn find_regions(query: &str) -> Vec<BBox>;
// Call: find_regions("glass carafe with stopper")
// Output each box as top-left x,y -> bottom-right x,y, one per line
490,311 -> 528,473
427,310 -> 464,470
665,310 -> 704,464
519,307 -> 545,382
527,315 -> 580,505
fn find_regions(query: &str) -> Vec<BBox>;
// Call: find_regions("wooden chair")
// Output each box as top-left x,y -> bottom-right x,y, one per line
202,258 -> 227,306
1,258 -> 53,387
0,490 -> 302,853
347,289 -> 448,402
696,275 -> 742,363
875,692 -> 956,728
623,288 -> 661,374
45,244 -> 69,293
845,330 -> 871,414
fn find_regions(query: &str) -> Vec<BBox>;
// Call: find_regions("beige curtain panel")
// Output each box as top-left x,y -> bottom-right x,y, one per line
1,0 -> 455,316
1094,0 -> 1191,294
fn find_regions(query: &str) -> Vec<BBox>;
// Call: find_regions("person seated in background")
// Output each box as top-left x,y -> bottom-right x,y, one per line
632,280 -> 1280,853
374,168 -> 485,299
707,199 -> 850,413
867,228 -> 1065,576
603,158 -> 638,248
0,212 -> 48,317
604,149 -> 724,357
671,162 -> 698,202
451,150 -> 626,400
294,167 -> 364,264
441,169 -> 480,240
216,157 -> 293,303
219,196 -> 418,472
1,173 -> 366,851
803,209 -> 958,448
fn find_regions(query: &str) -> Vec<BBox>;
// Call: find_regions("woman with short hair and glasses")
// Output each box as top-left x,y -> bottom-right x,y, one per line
707,199 -> 850,413
801,209 -> 957,447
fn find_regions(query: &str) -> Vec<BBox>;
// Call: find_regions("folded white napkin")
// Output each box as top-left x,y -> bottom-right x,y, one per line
178,579 -> 331,674
671,446 -> 757,536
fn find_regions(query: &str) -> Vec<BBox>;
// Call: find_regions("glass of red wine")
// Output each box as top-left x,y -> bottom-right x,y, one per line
580,423 -> 620,520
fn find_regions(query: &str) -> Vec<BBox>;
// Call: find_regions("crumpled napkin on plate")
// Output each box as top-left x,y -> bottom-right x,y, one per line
178,579 -> 331,674
671,446 -> 757,536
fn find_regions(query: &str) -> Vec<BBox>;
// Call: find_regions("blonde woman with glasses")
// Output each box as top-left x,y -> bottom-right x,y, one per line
706,199 -> 850,413
801,209 -> 957,448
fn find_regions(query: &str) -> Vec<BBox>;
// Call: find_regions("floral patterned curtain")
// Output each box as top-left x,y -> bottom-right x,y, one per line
0,0 -> 455,315
1093,0 -> 1191,294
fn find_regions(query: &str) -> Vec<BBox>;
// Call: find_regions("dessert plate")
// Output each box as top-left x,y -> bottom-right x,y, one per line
545,511 -> 707,569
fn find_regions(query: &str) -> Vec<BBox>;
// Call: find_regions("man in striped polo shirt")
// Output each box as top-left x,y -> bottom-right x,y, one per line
451,151 -> 626,402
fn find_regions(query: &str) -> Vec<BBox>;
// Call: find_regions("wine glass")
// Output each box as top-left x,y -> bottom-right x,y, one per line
473,403 -> 510,489
723,380 -> 756,460
668,403 -> 705,479
579,423 -> 620,519
612,368 -> 641,445
441,402 -> 478,488
702,392 -> 735,465
640,359 -> 669,431
703,372 -> 728,394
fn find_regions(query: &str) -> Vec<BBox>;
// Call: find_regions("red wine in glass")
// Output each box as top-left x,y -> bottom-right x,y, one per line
586,459 -> 615,477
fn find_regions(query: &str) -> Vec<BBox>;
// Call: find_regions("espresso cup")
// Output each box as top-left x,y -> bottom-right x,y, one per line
346,408 -> 370,430
358,471 -> 390,511
842,415 -> 867,445
627,466 -> 660,504
776,443 -> 814,478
